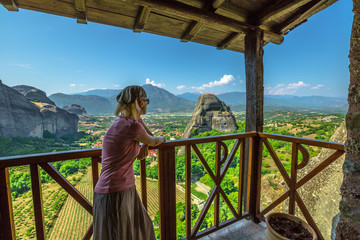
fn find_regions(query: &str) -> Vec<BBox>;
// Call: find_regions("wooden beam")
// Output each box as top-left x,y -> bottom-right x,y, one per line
0,0 -> 18,11
274,0 -> 325,33
258,0 -> 313,24
181,21 -> 204,42
133,6 -> 151,33
217,32 -> 241,50
74,0 -> 87,24
212,0 -> 225,9
215,1 -> 247,23
126,0 -> 284,44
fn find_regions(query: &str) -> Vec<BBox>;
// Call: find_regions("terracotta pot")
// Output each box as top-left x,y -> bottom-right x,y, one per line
265,212 -> 317,240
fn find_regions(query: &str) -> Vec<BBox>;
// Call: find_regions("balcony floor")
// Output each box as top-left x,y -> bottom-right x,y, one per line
199,219 -> 267,240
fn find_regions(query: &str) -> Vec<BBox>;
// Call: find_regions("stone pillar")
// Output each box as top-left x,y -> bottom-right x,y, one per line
336,0 -> 360,239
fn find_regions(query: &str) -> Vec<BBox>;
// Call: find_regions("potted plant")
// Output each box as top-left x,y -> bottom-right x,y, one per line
265,212 -> 317,240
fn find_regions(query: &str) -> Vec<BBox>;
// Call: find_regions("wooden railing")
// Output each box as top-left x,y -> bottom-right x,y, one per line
257,133 -> 345,240
0,132 -> 344,240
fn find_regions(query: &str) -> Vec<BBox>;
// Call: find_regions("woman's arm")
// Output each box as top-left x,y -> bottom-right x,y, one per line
134,131 -> 165,146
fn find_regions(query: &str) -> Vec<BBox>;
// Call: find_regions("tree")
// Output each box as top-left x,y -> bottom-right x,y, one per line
336,1 -> 360,238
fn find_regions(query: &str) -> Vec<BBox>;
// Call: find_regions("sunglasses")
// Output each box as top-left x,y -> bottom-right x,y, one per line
142,98 -> 150,104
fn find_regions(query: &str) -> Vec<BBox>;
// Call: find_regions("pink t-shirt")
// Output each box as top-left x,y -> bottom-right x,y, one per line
94,116 -> 145,193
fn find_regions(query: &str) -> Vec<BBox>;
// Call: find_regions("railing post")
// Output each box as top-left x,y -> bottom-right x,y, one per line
140,157 -> 148,210
247,136 -> 262,222
214,142 -> 220,227
0,167 -> 15,240
289,143 -> 298,214
185,145 -> 192,239
158,146 -> 176,240
30,164 -> 46,240
91,156 -> 100,189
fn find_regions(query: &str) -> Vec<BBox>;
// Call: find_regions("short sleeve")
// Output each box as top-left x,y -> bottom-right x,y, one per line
128,120 -> 145,139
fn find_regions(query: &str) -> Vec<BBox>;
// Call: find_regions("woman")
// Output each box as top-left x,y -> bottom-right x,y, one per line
93,85 -> 165,240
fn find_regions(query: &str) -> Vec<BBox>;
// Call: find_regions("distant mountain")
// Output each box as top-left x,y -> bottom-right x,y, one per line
49,93 -> 114,115
217,92 -> 246,105
76,89 -> 121,98
177,92 -> 202,102
52,85 -> 195,115
265,95 -> 347,108
142,84 -> 195,113
57,87 -> 347,115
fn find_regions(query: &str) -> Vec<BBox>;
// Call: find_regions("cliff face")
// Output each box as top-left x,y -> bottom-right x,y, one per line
182,93 -> 238,139
297,122 -> 346,239
39,104 -> 79,137
63,104 -> 95,122
0,81 -> 78,138
0,81 -> 44,137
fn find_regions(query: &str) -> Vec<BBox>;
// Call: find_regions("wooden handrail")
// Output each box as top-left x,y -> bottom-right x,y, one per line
258,132 -> 344,150
0,148 -> 102,168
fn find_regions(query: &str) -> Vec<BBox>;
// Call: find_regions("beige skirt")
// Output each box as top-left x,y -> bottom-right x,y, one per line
93,186 -> 156,240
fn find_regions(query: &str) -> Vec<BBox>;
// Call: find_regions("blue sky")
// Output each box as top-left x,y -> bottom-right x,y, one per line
0,1 -> 353,98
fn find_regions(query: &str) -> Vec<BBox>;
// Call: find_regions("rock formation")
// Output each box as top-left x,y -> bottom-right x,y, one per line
0,80 -> 44,137
296,122 -> 346,239
12,85 -> 55,105
39,103 -> 79,137
0,81 -> 78,138
182,93 -> 238,139
63,104 -> 95,122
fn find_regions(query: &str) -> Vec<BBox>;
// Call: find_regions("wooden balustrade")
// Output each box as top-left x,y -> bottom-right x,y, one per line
0,132 -> 345,240
257,133 -> 345,240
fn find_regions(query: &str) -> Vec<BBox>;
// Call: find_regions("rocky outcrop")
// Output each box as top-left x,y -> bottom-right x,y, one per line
0,81 -> 78,138
0,80 -> 44,137
63,104 -> 95,122
39,103 -> 79,137
296,122 -> 346,240
12,85 -> 55,105
182,93 -> 238,139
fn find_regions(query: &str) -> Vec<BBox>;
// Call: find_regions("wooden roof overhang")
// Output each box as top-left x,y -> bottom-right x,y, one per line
1,0 -> 337,53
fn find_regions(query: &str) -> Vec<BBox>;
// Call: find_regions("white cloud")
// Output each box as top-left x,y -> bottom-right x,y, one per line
69,83 -> 76,87
11,63 -> 32,69
113,84 -> 121,88
311,84 -> 324,90
146,78 -> 163,88
196,74 -> 235,91
177,85 -> 186,90
266,81 -> 309,95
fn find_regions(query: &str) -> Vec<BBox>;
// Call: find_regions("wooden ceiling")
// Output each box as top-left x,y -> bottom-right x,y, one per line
1,0 -> 337,53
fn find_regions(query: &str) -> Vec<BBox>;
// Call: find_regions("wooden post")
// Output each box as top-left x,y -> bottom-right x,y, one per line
214,142 -> 221,227
91,156 -> 100,189
185,145 -> 191,239
30,164 -> 46,240
244,28 -> 264,222
158,147 -> 176,240
140,158 -> 148,209
0,167 -> 15,240
289,143 -> 298,214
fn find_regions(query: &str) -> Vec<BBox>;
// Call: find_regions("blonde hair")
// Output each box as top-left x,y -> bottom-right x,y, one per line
114,85 -> 147,117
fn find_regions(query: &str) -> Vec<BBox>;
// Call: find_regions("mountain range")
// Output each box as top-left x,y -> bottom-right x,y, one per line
48,85 -> 347,115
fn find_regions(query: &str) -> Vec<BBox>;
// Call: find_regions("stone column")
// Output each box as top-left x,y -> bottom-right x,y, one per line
336,0 -> 360,239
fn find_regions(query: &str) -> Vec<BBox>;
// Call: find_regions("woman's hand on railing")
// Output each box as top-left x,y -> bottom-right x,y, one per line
137,144 -> 149,160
